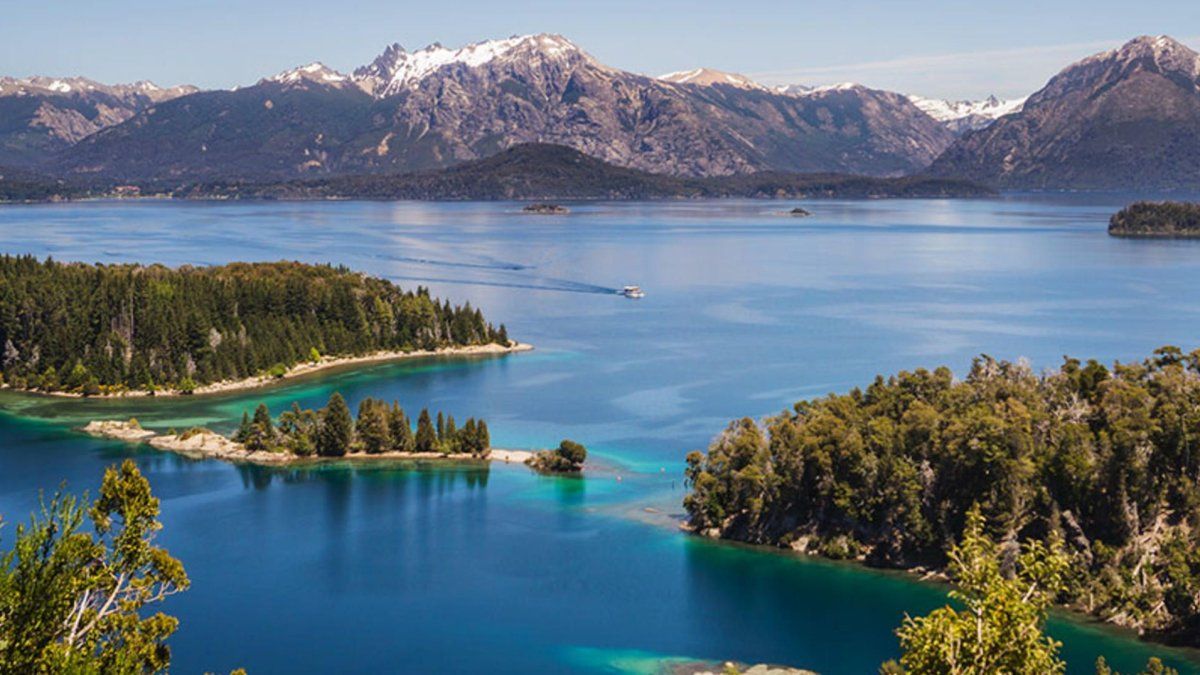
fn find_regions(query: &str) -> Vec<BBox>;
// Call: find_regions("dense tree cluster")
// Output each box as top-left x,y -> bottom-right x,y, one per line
233,393 -> 491,458
684,347 -> 1200,642
526,439 -> 587,472
1109,202 -> 1200,238
0,166 -> 89,202
0,256 -> 510,393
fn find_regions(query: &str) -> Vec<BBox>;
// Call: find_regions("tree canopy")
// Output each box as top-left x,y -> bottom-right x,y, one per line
1109,202 -> 1200,238
527,439 -> 588,472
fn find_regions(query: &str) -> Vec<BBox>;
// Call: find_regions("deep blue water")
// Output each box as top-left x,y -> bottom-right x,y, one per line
2,198 -> 1200,673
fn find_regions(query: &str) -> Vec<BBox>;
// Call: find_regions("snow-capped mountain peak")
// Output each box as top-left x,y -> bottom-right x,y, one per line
0,75 -> 197,101
906,94 -> 1027,134
354,34 -> 587,98
658,68 -> 766,90
1093,35 -> 1200,77
773,82 -> 866,97
266,62 -> 350,87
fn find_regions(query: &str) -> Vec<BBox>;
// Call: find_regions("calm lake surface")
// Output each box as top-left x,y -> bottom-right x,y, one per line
2,198 -> 1200,673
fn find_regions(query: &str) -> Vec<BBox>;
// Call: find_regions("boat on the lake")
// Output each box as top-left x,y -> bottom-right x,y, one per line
621,285 -> 645,299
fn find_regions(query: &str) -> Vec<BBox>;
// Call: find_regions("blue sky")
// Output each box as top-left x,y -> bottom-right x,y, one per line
2,0 -> 1196,99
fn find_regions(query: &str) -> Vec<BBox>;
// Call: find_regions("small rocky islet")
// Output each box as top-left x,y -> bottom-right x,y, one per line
521,202 -> 571,215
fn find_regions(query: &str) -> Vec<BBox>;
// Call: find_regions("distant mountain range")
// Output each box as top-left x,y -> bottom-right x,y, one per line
1,34 -> 1197,191
38,34 -> 954,181
0,77 -> 196,166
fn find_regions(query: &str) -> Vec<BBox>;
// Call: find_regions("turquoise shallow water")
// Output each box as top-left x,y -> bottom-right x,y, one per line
2,198 -> 1200,673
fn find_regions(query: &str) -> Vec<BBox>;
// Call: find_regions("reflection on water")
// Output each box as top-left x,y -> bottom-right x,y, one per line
3,198 -> 1200,673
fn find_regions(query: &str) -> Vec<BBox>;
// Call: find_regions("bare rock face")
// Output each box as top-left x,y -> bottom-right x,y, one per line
0,76 -> 197,166
929,35 -> 1200,190
48,34 -> 955,181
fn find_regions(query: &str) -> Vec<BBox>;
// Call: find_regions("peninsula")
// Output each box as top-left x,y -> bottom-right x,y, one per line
683,346 -> 1200,645
0,256 -> 519,397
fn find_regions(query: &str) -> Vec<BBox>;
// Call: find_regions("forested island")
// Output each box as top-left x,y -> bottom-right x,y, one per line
0,256 -> 518,396
1109,202 -> 1200,238
684,347 -> 1200,644
2,144 -> 995,203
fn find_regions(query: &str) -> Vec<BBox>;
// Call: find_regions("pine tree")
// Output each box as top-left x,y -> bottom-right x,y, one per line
357,398 -> 390,454
389,403 -> 414,453
246,403 -> 275,450
234,411 -> 253,443
415,408 -> 437,453
318,393 -> 353,457
462,419 -> 478,455
445,415 -> 458,452
477,420 -> 490,450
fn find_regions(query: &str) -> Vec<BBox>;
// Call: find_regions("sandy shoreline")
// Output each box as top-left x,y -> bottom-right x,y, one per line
28,342 -> 532,399
82,420 -> 534,467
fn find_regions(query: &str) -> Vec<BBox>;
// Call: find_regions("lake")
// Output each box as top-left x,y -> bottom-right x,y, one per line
2,197 -> 1199,673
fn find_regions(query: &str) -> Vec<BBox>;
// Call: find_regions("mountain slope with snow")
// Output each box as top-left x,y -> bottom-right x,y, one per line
266,63 -> 351,89
906,94 -> 1027,134
354,34 -> 589,98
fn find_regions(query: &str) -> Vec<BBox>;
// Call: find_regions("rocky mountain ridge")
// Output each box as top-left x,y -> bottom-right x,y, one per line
0,76 -> 197,165
928,35 -> 1200,189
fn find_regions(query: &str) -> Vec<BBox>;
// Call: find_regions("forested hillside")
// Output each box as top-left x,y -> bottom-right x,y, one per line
685,348 -> 1200,642
176,144 -> 994,201
0,256 -> 509,393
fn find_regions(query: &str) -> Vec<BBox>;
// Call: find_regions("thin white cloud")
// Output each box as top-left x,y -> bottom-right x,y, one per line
753,35 -> 1200,100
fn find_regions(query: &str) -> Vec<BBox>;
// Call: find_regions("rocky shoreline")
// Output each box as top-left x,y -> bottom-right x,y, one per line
83,420 -> 534,467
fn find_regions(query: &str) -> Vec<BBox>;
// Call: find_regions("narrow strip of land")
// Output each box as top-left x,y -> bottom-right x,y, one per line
83,420 -> 533,466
